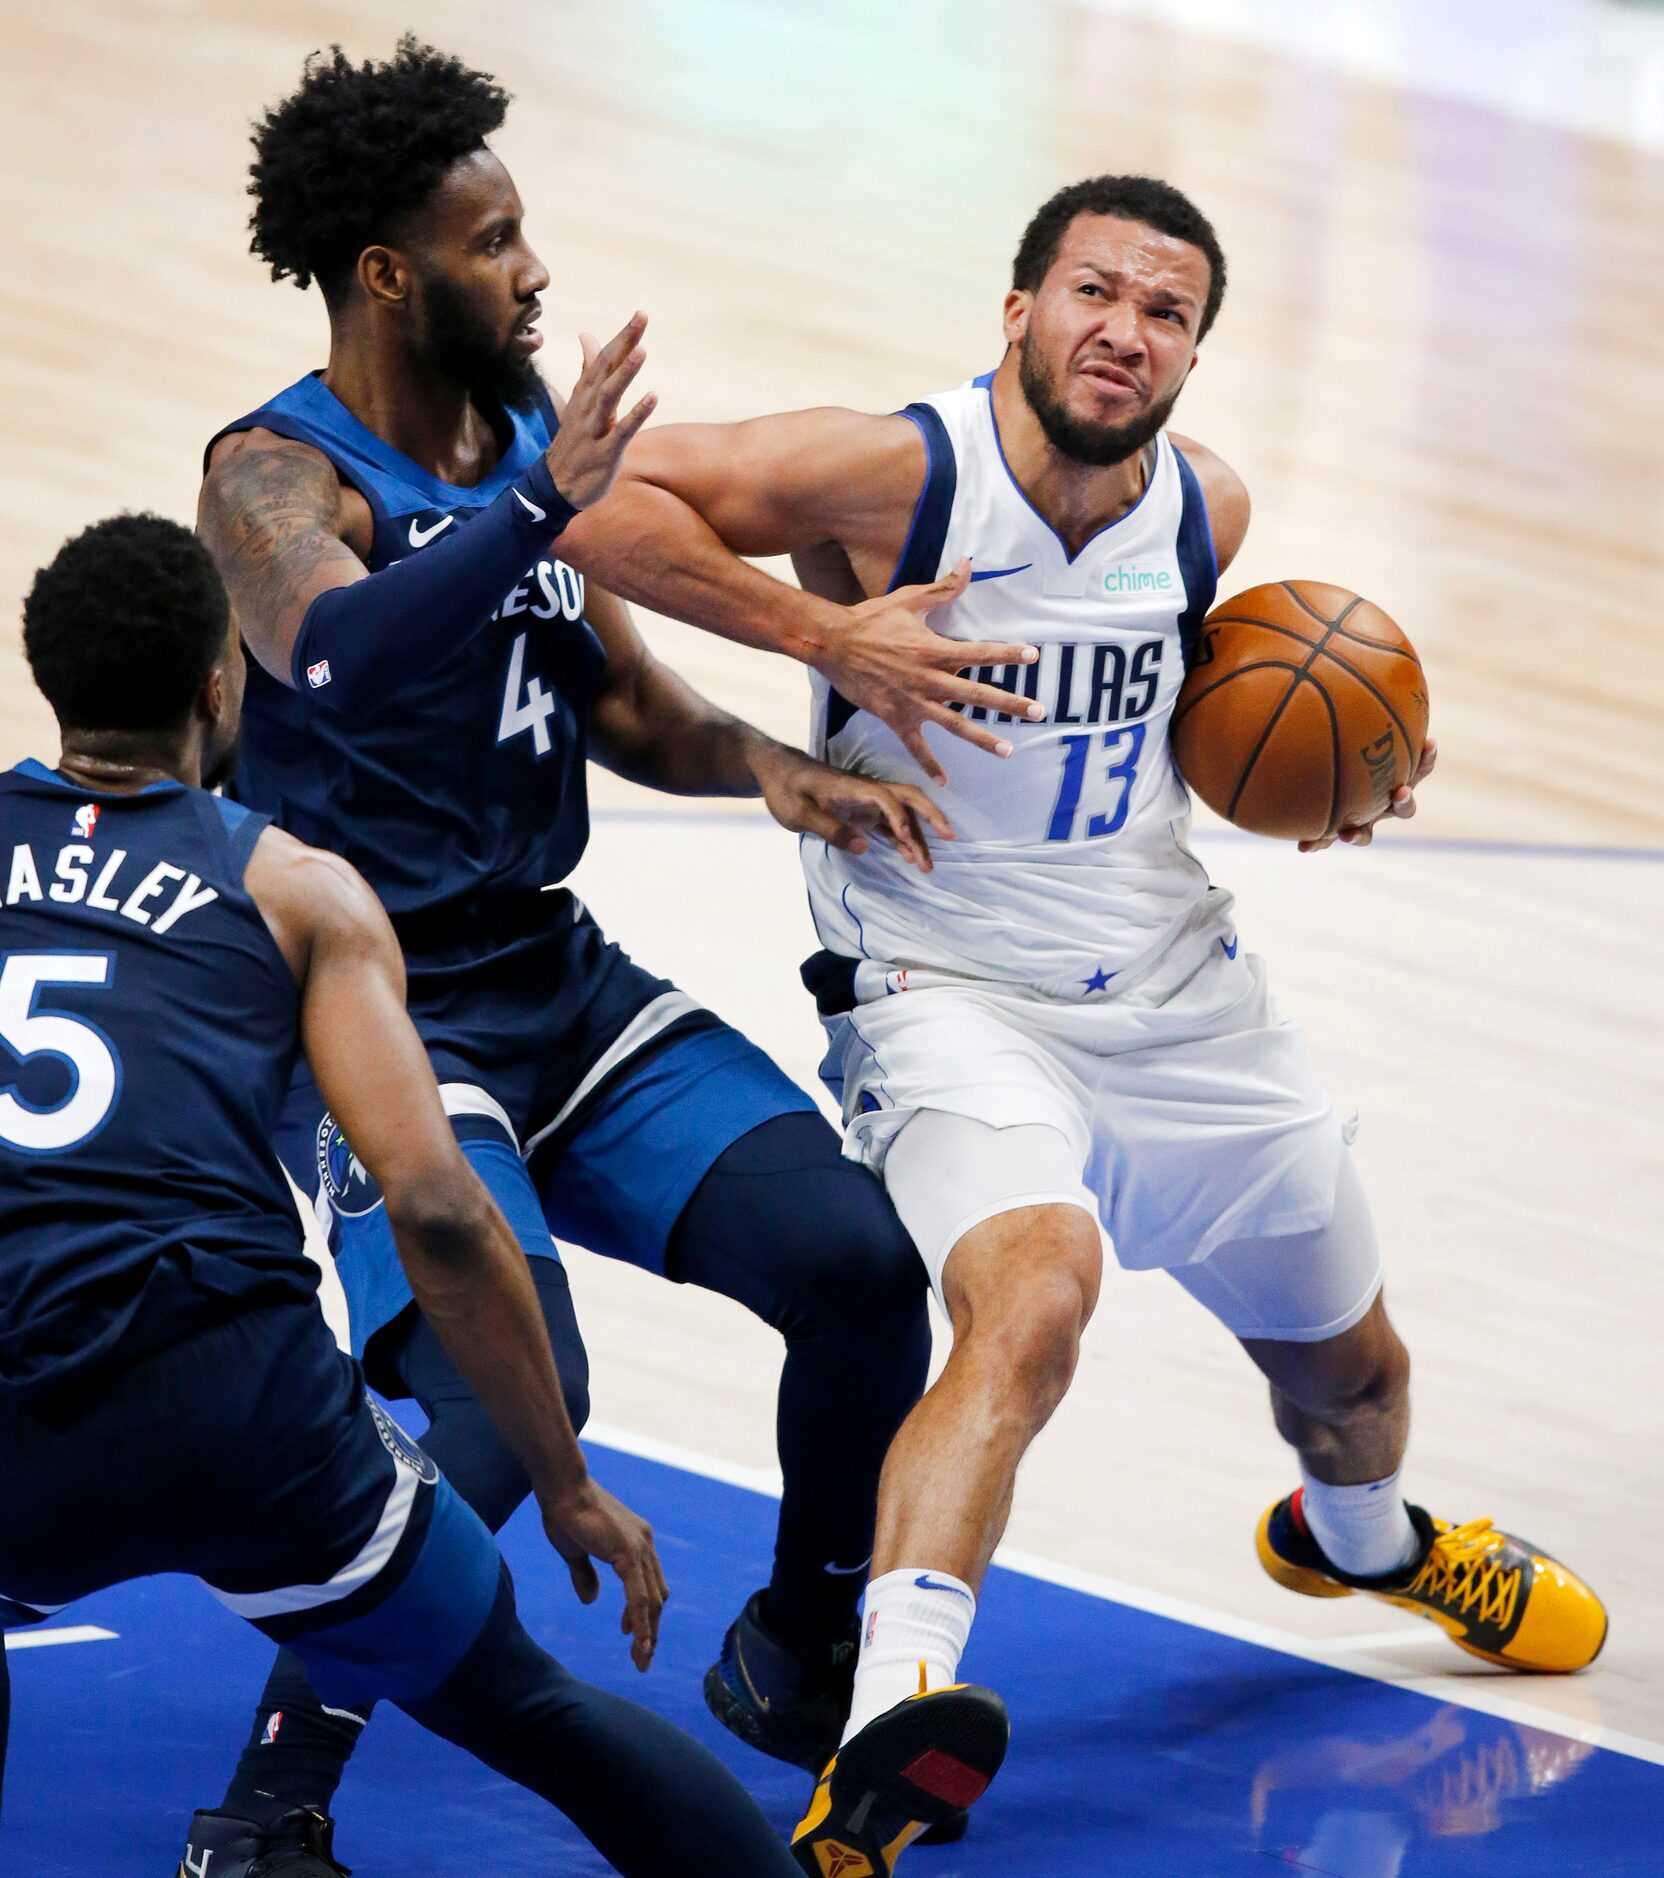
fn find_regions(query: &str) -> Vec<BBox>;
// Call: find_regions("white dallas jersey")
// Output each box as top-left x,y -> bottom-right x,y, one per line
804,373 -> 1219,1000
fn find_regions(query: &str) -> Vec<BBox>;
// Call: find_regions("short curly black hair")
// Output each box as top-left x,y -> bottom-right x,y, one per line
249,36 -> 510,301
23,515 -> 230,734
1014,176 -> 1227,340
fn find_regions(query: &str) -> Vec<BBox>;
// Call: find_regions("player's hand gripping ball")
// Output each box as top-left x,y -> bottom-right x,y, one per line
1170,581 -> 1429,843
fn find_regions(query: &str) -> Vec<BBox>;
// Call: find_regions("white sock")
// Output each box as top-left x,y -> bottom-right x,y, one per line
1299,1464 -> 1420,1578
842,1567 -> 976,1745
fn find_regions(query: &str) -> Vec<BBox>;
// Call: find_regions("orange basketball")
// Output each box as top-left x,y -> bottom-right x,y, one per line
1170,581 -> 1429,841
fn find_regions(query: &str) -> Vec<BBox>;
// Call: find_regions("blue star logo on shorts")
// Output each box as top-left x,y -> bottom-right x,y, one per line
1082,965 -> 1116,994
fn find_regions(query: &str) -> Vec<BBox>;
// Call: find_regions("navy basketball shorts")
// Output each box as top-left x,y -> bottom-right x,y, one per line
0,1304 -> 501,1710
278,891 -> 816,1357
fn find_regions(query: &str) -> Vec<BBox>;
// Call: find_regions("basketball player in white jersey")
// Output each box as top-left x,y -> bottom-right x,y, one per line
564,176 -> 1607,1870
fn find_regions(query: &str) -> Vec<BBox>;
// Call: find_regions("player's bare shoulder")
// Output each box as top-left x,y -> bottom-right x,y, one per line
197,426 -> 375,674
243,823 -> 398,984
1168,432 -> 1250,574
801,408 -> 929,593
199,427 -> 375,564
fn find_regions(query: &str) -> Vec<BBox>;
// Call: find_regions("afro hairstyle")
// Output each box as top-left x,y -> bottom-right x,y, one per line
248,36 -> 510,302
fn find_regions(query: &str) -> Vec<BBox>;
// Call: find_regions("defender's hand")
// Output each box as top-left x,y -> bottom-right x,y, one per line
1300,735 -> 1439,853
544,313 -> 659,512
812,560 -> 1041,784
754,743 -> 955,872
538,1474 -> 668,1672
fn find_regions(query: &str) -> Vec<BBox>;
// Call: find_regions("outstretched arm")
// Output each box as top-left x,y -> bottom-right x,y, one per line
197,316 -> 655,711
246,830 -> 667,1669
561,408 -> 1045,782
584,580 -> 953,870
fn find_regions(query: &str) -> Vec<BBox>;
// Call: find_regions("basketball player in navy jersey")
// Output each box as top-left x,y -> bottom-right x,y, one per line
188,41 -> 1030,1870
566,176 -> 1607,1871
0,514 -> 808,1877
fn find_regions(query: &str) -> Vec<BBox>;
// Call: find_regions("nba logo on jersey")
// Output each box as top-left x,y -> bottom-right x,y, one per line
261,1710 -> 284,1745
305,658 -> 332,690
72,803 -> 99,839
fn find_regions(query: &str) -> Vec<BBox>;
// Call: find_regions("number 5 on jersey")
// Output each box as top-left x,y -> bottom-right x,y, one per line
0,952 -> 120,1154
1046,722 -> 1147,841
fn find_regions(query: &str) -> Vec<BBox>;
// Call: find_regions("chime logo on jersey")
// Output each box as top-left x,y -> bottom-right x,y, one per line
71,803 -> 99,839
1102,558 -> 1176,598
315,1113 -> 383,1218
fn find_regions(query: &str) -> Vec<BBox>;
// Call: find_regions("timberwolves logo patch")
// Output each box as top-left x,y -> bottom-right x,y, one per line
316,1113 -> 384,1218
368,1398 -> 439,1484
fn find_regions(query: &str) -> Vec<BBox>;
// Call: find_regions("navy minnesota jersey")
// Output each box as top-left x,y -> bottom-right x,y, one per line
0,762 -> 312,1399
209,373 -> 606,917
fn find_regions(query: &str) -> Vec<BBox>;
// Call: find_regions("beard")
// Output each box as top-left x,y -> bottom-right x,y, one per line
1018,334 -> 1181,467
415,271 -> 544,415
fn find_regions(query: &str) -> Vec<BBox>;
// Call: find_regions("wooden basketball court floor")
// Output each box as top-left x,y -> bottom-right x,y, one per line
3,1 -> 1663,1869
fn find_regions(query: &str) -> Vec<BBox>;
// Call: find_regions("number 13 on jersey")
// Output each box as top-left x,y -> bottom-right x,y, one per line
1046,722 -> 1146,841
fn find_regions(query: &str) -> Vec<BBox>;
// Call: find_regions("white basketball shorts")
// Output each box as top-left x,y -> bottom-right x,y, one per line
819,896 -> 1378,1340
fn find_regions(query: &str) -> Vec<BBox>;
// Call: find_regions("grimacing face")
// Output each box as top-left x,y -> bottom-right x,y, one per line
404,149 -> 552,412
1007,213 -> 1212,466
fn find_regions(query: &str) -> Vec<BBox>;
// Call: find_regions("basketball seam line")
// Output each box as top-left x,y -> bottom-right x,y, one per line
1226,627 -> 1332,825
1199,615 -> 1419,670
1169,657 -> 1310,732
1282,584 -> 1364,635
1316,619 -> 1421,665
1311,643 -> 1419,764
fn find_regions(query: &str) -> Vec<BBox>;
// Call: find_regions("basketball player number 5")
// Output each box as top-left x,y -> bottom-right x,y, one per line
0,952 -> 120,1154
1046,723 -> 1146,841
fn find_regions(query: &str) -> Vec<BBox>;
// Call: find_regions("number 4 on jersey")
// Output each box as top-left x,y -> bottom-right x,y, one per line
497,631 -> 556,756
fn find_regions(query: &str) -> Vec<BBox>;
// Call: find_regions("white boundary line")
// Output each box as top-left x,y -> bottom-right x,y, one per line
582,1420 -> 1664,1772
587,805 -> 1664,866
4,1626 -> 117,1652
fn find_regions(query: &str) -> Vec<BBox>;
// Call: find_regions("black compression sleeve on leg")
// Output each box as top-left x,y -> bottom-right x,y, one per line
402,1568 -> 802,1878
668,1111 -> 932,1649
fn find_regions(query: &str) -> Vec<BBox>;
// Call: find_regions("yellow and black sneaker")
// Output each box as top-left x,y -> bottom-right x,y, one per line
790,1682 -> 1009,1877
1257,1489 -> 1607,1673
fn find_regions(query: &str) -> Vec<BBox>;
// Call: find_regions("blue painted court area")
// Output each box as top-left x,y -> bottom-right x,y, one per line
5,1442 -> 1661,1876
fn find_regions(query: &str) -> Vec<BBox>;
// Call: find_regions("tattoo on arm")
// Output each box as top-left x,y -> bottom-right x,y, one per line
198,438 -> 366,682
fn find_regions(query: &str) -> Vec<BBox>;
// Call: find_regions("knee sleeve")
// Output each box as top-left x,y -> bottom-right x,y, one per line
882,1112 -> 1097,1310
1169,1149 -> 1382,1343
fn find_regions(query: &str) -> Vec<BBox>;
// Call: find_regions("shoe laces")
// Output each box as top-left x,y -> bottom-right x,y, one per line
1410,1519 -> 1521,1630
